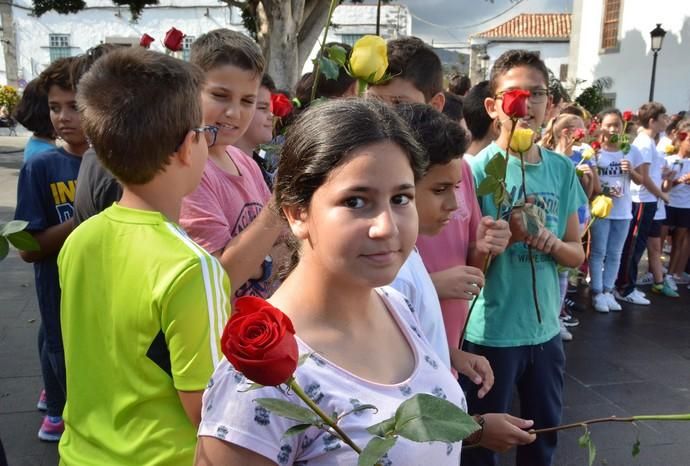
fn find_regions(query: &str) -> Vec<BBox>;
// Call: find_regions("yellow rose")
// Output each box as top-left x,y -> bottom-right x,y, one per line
664,144 -> 676,155
581,148 -> 595,161
349,35 -> 388,83
591,195 -> 613,219
509,128 -> 535,153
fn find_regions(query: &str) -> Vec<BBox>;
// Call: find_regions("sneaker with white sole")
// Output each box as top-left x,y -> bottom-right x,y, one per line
38,415 -> 64,442
671,273 -> 690,285
632,288 -> 646,298
615,290 -> 650,305
37,389 -> 47,412
651,282 -> 680,297
560,322 -> 573,341
604,292 -> 623,311
636,272 -> 654,286
592,293 -> 609,313
665,275 -> 678,291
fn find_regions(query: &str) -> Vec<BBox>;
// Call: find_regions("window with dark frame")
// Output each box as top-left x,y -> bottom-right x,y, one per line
49,34 -> 72,62
182,36 -> 195,61
601,0 -> 621,50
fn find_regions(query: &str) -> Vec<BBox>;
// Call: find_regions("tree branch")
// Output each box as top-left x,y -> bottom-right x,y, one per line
297,0 -> 331,68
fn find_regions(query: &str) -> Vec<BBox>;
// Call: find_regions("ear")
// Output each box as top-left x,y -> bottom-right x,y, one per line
484,96 -> 499,120
176,130 -> 197,167
429,91 -> 446,112
283,204 -> 310,240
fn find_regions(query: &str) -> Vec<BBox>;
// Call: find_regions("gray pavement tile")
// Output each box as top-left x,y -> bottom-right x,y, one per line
0,412 -> 58,466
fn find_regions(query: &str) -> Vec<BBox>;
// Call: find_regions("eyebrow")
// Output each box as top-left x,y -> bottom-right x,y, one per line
343,183 -> 415,193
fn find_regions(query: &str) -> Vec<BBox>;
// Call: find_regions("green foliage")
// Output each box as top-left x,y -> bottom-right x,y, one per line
33,0 -> 157,19
578,427 -> 597,466
575,77 -> 613,115
254,398 -> 320,424
358,436 -> 396,466
0,86 -> 20,115
392,393 -> 479,443
0,221 -> 39,261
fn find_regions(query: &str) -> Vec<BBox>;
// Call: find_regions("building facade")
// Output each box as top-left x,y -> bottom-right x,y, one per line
569,0 -> 690,112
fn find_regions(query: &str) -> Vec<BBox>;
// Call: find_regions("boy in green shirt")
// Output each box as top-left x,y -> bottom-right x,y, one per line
58,48 -> 229,465
463,50 -> 586,466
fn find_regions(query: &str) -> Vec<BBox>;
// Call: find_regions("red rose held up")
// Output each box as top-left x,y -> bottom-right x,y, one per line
163,27 -> 184,52
501,89 -> 531,118
139,33 -> 155,48
270,93 -> 293,118
590,141 -> 602,151
623,110 -> 634,122
221,296 -> 299,386
572,128 -> 586,141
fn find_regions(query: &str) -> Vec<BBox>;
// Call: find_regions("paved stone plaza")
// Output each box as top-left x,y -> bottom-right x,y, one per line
1,136 -> 689,466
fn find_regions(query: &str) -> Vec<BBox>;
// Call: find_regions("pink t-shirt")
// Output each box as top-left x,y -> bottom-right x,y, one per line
416,159 -> 481,350
180,146 -> 271,298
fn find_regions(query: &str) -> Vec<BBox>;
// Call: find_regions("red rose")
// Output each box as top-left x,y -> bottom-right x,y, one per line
572,128 -> 586,141
623,110 -> 634,122
139,33 -> 155,49
163,27 -> 184,52
590,141 -> 602,151
221,296 -> 299,386
501,89 -> 530,118
588,122 -> 599,135
679,131 -> 688,142
270,93 -> 293,118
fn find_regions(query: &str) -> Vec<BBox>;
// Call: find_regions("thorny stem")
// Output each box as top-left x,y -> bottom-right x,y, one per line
518,150 -> 542,324
530,413 -> 690,435
310,0 -> 339,102
288,378 -> 362,454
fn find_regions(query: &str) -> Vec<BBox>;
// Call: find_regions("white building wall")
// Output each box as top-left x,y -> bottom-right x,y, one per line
570,0 -> 690,112
5,0 -> 243,85
485,41 -> 570,81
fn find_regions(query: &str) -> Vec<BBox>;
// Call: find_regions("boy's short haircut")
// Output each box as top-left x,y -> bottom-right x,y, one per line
442,91 -> 463,122
77,47 -> 204,185
395,103 -> 468,168
13,79 -> 55,138
387,37 -> 443,101
638,101 -> 667,128
463,81 -> 493,141
488,49 -> 549,94
448,74 -> 471,96
39,57 -> 78,93
261,73 -> 276,92
190,28 -> 265,76
560,104 -> 586,119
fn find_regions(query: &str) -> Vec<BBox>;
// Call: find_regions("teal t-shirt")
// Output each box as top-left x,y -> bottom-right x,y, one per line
467,142 -> 588,347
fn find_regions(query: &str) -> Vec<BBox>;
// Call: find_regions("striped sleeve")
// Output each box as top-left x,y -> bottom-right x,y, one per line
162,223 -> 231,391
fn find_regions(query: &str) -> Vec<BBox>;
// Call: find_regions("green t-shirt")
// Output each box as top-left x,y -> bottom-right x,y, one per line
468,143 -> 587,347
58,203 -> 231,465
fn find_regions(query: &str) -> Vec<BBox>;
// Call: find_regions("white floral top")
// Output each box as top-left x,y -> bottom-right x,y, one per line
198,287 -> 467,466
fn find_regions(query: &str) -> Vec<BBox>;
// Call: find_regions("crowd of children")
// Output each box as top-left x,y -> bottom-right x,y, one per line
11,26 -> 689,466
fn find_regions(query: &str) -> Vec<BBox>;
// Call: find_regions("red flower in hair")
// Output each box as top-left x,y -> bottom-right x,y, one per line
270,93 -> 293,118
163,27 -> 184,52
500,89 -> 530,118
623,110 -> 634,122
139,33 -> 155,48
590,141 -> 602,151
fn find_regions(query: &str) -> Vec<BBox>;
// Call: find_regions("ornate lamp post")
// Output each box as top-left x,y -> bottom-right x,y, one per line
648,23 -> 666,102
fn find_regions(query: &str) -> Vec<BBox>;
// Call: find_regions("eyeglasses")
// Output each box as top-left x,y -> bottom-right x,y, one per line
495,88 -> 549,104
192,125 -> 219,148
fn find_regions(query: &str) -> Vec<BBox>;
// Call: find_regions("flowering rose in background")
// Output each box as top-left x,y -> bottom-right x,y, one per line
572,128 -> 586,142
580,194 -> 613,237
664,144 -> 677,155
590,140 -> 602,151
270,93 -> 293,119
139,33 -> 155,49
163,27 -> 184,52
348,35 -> 389,96
623,110 -> 634,122
508,127 -> 534,153
588,121 -> 599,135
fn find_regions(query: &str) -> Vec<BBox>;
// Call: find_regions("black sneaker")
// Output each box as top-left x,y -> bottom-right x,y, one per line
564,296 -> 586,313
560,310 -> 580,327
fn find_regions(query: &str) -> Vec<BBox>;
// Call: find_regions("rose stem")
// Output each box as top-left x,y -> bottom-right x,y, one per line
529,413 -> 690,435
310,0 -> 339,102
288,378 -> 362,454
459,119 -> 519,347
518,150 -> 542,324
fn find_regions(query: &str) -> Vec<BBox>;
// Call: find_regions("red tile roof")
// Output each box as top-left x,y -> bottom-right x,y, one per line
474,13 -> 571,41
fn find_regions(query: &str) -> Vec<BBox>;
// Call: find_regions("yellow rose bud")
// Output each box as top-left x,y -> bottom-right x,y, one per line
581,148 -> 595,161
664,144 -> 676,155
509,128 -> 535,153
591,194 -> 613,219
349,35 -> 388,83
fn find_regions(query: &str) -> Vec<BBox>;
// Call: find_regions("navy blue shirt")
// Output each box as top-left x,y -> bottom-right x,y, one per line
15,147 -> 82,352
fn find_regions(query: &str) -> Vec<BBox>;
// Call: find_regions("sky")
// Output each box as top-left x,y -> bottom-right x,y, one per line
399,0 -> 573,50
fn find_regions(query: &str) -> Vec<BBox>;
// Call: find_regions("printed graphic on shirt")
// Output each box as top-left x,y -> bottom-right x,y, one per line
230,202 -> 264,236
507,185 -> 560,265
597,162 -> 626,197
49,179 -> 77,222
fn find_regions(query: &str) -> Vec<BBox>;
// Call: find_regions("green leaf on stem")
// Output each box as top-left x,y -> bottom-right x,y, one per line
254,398 -> 320,424
340,404 -> 378,421
283,423 -> 314,438
358,436 -> 397,466
0,237 -> 9,261
367,417 -> 396,438
609,133 -> 619,144
7,231 -> 39,251
632,437 -> 641,457
317,56 -> 340,81
485,153 -> 507,180
522,203 -> 545,237
393,393 -> 479,443
577,427 -> 596,466
327,45 -> 348,67
0,220 -> 29,236
477,176 -> 499,197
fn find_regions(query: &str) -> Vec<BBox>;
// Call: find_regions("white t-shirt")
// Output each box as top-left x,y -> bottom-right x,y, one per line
198,288 -> 467,466
654,157 -> 669,221
666,155 -> 690,208
631,133 -> 661,203
595,147 -> 643,220
390,248 -> 451,369
657,134 -> 672,153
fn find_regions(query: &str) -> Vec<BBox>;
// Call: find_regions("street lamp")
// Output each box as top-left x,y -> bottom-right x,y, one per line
480,53 -> 490,80
648,23 -> 666,102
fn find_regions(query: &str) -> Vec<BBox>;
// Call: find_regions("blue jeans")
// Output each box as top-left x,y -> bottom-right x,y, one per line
460,335 -> 565,466
38,323 -> 66,418
589,218 -> 631,294
617,202 -> 657,295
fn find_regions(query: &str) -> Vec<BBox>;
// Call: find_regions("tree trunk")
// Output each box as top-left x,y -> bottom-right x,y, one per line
0,0 -> 18,87
261,1 -> 299,90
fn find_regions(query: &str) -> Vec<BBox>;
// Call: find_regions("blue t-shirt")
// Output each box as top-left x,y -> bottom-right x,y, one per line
468,143 -> 587,347
14,147 -> 82,352
23,136 -> 56,162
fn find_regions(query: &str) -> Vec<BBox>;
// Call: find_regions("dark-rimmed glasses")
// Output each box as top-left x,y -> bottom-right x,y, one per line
192,125 -> 219,148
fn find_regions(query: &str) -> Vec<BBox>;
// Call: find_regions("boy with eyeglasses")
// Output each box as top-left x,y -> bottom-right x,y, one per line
57,48 -> 230,465
462,49 -> 587,466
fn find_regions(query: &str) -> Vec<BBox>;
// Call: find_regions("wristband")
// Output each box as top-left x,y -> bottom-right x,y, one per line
466,414 -> 486,445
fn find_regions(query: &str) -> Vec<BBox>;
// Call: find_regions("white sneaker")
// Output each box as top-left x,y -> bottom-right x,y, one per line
665,275 -> 678,291
593,293 -> 609,313
560,322 -> 573,341
636,272 -> 653,286
632,288 -> 646,298
604,292 -> 622,311
672,273 -> 690,285
615,290 -> 650,305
